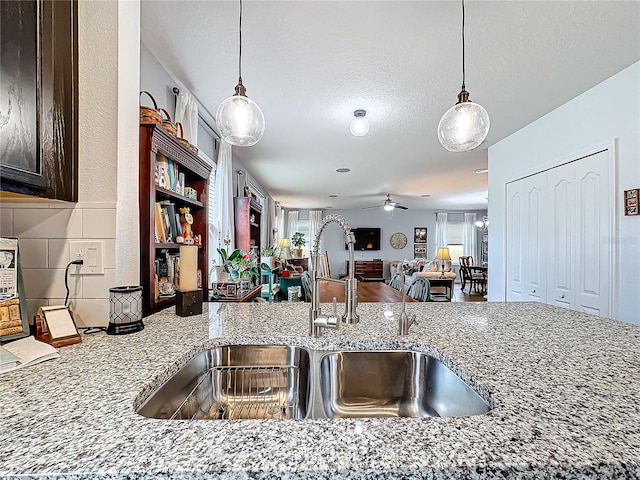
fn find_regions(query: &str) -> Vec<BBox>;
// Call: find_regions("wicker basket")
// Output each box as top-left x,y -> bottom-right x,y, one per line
139,91 -> 161,125
176,122 -> 199,155
159,108 -> 177,137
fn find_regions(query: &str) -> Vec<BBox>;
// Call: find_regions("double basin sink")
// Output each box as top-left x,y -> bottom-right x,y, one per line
136,345 -> 491,421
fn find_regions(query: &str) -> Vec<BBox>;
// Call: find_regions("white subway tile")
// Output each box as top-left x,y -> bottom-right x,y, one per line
82,208 -> 116,238
14,208 -> 82,239
0,208 -> 13,236
71,299 -> 110,327
82,268 -> 116,299
49,239 -> 73,269
22,268 -> 80,299
102,239 -> 116,269
18,239 -> 48,268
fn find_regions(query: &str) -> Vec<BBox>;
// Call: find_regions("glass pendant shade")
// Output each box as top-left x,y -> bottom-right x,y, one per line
383,204 -> 394,211
216,86 -> 265,147
437,95 -> 490,152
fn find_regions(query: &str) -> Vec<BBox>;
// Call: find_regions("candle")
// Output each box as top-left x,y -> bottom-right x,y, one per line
179,246 -> 198,291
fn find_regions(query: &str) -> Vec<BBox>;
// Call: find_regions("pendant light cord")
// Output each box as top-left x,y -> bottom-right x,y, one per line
461,0 -> 466,91
238,0 -> 243,84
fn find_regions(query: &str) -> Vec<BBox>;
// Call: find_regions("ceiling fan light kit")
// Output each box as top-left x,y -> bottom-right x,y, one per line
350,109 -> 370,137
438,0 -> 490,153
363,194 -> 408,211
216,0 -> 265,147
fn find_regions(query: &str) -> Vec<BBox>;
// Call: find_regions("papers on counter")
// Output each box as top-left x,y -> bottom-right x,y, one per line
0,336 -> 60,374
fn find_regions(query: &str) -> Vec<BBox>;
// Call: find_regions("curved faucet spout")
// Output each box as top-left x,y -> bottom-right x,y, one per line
309,214 -> 360,336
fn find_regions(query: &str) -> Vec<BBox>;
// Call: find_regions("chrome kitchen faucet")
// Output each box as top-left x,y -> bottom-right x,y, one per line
309,214 -> 359,336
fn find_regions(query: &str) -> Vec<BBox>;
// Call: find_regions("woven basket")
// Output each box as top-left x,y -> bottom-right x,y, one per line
139,91 -> 161,125
159,108 -> 177,137
176,122 -> 199,155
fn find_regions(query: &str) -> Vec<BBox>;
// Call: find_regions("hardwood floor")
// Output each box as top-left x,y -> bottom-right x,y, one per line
450,283 -> 487,302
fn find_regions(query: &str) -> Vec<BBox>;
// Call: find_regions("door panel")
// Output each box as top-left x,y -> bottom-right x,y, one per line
525,183 -> 545,302
547,164 -> 574,309
575,151 -> 610,317
506,185 -> 524,301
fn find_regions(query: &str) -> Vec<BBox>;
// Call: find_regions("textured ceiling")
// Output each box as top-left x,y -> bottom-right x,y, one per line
141,0 -> 640,210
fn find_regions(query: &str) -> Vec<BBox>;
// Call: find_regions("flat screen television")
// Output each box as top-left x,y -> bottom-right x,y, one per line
346,227 -> 381,251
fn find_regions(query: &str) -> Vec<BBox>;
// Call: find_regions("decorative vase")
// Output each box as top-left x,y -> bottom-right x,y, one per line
229,269 -> 241,282
261,256 -> 275,269
293,248 -> 303,258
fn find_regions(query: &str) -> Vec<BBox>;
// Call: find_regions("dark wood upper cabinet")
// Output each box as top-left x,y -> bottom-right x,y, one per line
0,0 -> 78,202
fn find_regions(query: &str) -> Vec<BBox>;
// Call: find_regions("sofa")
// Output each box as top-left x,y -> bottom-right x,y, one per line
390,258 -> 456,292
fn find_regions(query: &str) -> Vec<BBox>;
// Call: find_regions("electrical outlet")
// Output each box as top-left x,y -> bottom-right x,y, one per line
68,241 -> 104,275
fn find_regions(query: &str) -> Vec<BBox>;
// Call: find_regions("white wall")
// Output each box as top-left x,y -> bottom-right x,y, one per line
488,62 -> 640,325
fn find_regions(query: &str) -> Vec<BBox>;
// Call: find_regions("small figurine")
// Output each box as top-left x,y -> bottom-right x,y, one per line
179,207 -> 194,244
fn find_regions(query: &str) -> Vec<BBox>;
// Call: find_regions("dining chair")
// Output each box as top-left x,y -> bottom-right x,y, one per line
388,274 -> 404,292
407,277 -> 431,302
301,271 -> 312,302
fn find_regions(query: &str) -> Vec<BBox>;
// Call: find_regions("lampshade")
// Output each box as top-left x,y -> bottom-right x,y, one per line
437,0 -> 490,152
475,215 -> 489,230
216,86 -> 265,147
215,0 -> 265,147
349,109 -> 369,137
436,247 -> 451,261
278,238 -> 291,259
438,96 -> 490,152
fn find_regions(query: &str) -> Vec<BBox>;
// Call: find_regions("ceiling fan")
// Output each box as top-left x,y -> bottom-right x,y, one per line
362,194 -> 409,211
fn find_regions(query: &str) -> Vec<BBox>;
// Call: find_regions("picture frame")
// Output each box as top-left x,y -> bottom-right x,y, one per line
624,188 -> 639,216
226,284 -> 237,297
414,244 -> 427,258
414,227 -> 427,244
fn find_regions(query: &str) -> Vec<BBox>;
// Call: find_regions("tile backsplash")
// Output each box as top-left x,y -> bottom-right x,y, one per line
0,201 -> 116,327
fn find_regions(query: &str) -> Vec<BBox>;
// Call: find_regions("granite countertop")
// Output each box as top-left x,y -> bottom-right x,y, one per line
1,302 -> 639,479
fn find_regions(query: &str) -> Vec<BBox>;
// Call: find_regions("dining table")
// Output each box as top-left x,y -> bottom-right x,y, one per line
318,280 -> 416,303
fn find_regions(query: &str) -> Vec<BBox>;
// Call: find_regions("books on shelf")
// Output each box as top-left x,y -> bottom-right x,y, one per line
0,336 -> 60,374
155,153 -> 187,196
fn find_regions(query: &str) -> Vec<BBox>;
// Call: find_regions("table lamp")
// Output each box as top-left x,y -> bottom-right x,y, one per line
435,247 -> 451,278
278,238 -> 291,259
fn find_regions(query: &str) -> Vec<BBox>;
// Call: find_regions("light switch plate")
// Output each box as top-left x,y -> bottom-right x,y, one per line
68,241 -> 104,275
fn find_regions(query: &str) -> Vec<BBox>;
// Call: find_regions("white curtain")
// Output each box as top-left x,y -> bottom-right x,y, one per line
213,139 -> 235,258
463,213 -> 477,259
287,211 -> 299,239
435,213 -> 448,254
308,210 -> 323,251
174,90 -> 198,145
274,203 -> 283,244
261,197 -> 273,249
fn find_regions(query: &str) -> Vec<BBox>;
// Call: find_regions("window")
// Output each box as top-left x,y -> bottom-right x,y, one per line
447,222 -> 464,263
296,219 -> 310,257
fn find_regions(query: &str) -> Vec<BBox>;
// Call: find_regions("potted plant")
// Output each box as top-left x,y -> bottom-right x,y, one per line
260,245 -> 276,269
217,248 -> 270,285
291,232 -> 306,258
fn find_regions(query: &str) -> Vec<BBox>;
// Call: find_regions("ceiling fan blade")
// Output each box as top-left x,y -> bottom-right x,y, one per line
362,204 -> 383,209
395,204 -> 409,210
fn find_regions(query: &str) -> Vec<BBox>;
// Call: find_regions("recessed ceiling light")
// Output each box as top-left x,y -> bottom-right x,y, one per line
336,168 -> 350,173
420,194 -> 431,198
474,168 -> 489,174
328,194 -> 338,198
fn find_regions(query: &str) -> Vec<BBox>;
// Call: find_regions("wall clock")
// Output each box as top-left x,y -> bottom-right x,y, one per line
390,232 -> 407,249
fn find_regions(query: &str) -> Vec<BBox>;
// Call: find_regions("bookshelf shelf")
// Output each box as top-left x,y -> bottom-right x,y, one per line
139,124 -> 214,316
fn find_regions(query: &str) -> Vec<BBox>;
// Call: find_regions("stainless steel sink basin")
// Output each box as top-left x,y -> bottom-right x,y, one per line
136,345 -> 311,420
137,345 -> 490,421
319,350 -> 490,418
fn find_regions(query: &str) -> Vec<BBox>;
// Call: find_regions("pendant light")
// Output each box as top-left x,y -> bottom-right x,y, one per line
350,109 -> 370,137
437,0 -> 489,152
216,0 -> 265,147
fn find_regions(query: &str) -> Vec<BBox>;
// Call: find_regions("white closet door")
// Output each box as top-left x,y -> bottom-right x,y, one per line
547,162 -> 575,309
506,183 -> 524,300
574,150 -> 611,317
506,174 -> 546,302
524,178 -> 546,302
